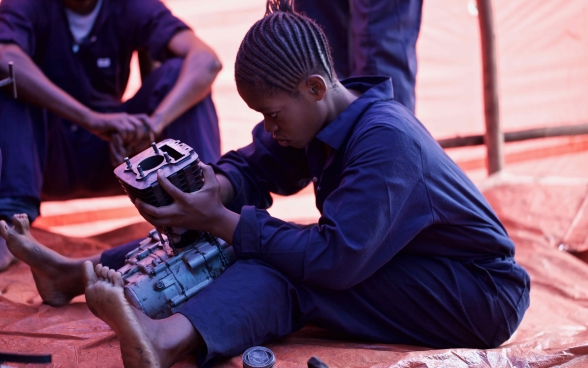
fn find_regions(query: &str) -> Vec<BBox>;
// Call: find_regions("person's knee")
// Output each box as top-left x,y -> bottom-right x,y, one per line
490,281 -> 530,348
159,57 -> 184,71
129,57 -> 188,116
149,57 -> 184,87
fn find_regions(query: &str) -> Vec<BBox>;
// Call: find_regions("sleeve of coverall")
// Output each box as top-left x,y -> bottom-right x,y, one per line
212,122 -> 312,213
0,0 -> 39,56
233,123 -> 435,290
127,0 -> 191,62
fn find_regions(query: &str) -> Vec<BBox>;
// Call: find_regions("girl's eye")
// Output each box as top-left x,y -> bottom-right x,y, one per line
268,113 -> 277,118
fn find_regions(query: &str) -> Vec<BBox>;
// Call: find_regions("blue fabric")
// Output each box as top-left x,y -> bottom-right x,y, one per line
0,57 -> 220,220
294,0 -> 422,113
0,197 -> 39,222
98,77 -> 529,367
220,77 -> 521,283
0,0 -> 221,220
181,256 -> 529,367
100,238 -> 142,271
94,77 -> 530,367
0,0 -> 189,109
178,76 -> 529,366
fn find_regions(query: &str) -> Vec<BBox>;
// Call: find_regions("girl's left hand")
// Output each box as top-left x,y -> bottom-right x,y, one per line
134,163 -> 224,233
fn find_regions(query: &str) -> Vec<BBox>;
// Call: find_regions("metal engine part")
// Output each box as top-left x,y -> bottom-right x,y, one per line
113,139 -> 236,319
114,138 -> 205,250
118,229 -> 235,319
113,139 -> 204,208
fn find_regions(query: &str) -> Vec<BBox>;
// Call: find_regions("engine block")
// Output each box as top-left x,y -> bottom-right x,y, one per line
113,139 -> 236,319
113,139 -> 204,208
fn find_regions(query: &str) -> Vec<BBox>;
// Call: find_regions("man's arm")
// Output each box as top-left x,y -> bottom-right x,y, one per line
0,43 -> 148,142
148,30 -> 222,135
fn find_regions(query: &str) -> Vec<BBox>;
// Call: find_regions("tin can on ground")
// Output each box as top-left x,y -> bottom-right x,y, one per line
242,346 -> 276,368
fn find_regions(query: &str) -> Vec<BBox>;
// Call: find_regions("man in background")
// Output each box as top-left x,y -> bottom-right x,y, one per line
0,0 -> 223,270
294,0 -> 423,113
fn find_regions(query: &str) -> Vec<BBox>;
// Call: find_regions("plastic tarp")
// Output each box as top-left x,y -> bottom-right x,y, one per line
2,0 -> 588,366
416,0 -> 588,138
169,0 -> 588,155
1,179 -> 588,367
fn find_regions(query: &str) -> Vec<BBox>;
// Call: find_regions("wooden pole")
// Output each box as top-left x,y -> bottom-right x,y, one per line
476,0 -> 503,174
437,123 -> 588,148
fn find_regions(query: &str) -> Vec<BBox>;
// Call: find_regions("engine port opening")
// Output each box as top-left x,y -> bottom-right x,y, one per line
139,155 -> 165,171
160,145 -> 184,160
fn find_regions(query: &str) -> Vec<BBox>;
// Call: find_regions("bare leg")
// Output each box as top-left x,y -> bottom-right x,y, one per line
83,262 -> 201,368
0,214 -> 100,306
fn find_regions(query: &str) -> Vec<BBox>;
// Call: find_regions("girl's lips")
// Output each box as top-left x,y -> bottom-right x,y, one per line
273,135 -> 287,142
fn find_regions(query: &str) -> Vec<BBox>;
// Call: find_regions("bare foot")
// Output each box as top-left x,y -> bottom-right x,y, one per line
83,262 -> 163,368
0,214 -> 86,305
0,234 -> 17,272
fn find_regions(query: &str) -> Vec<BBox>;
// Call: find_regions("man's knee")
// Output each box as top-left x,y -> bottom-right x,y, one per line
142,57 -> 184,96
122,57 -> 185,115
156,57 -> 184,76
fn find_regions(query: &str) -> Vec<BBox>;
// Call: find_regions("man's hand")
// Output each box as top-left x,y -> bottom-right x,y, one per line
143,114 -> 166,137
96,111 -> 157,166
134,163 -> 232,234
109,134 -> 127,167
84,111 -> 154,142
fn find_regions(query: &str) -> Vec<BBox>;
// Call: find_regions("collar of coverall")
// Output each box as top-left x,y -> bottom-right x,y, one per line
315,76 -> 394,151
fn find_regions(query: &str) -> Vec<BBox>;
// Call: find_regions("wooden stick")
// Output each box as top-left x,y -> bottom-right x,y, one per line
437,123 -> 588,148
476,0 -> 503,174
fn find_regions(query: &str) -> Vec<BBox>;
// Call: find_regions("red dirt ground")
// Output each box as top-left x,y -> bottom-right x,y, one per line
2,0 -> 588,367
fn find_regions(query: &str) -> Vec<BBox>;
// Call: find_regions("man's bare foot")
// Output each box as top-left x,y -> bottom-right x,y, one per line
83,262 -> 163,367
0,214 -> 86,305
0,234 -> 17,272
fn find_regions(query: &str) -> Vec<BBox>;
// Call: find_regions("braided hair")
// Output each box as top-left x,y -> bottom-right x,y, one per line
235,0 -> 336,96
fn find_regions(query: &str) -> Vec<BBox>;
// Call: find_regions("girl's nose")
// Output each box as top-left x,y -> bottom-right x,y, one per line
264,119 -> 278,133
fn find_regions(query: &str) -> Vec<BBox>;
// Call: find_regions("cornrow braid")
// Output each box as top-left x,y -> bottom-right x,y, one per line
235,0 -> 336,95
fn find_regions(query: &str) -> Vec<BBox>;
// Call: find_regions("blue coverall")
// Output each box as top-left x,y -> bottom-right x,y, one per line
294,0 -> 422,113
102,77 -> 530,368
0,0 -> 221,221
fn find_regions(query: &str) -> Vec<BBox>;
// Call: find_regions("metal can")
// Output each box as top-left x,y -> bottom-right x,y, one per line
242,346 -> 276,368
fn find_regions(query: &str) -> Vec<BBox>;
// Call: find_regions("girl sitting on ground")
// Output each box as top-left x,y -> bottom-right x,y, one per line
0,1 -> 530,367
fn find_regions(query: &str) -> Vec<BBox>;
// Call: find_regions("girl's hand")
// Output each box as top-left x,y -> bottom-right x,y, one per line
134,163 -> 235,238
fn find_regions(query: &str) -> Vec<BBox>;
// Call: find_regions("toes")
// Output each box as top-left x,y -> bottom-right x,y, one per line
112,271 -> 124,287
12,214 -> 30,234
107,268 -> 116,282
20,214 -> 31,231
82,261 -> 98,288
95,264 -> 104,280
0,221 -> 8,240
105,268 -> 124,288
99,266 -> 111,280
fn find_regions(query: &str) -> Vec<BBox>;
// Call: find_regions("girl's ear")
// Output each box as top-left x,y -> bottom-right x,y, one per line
306,74 -> 327,101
